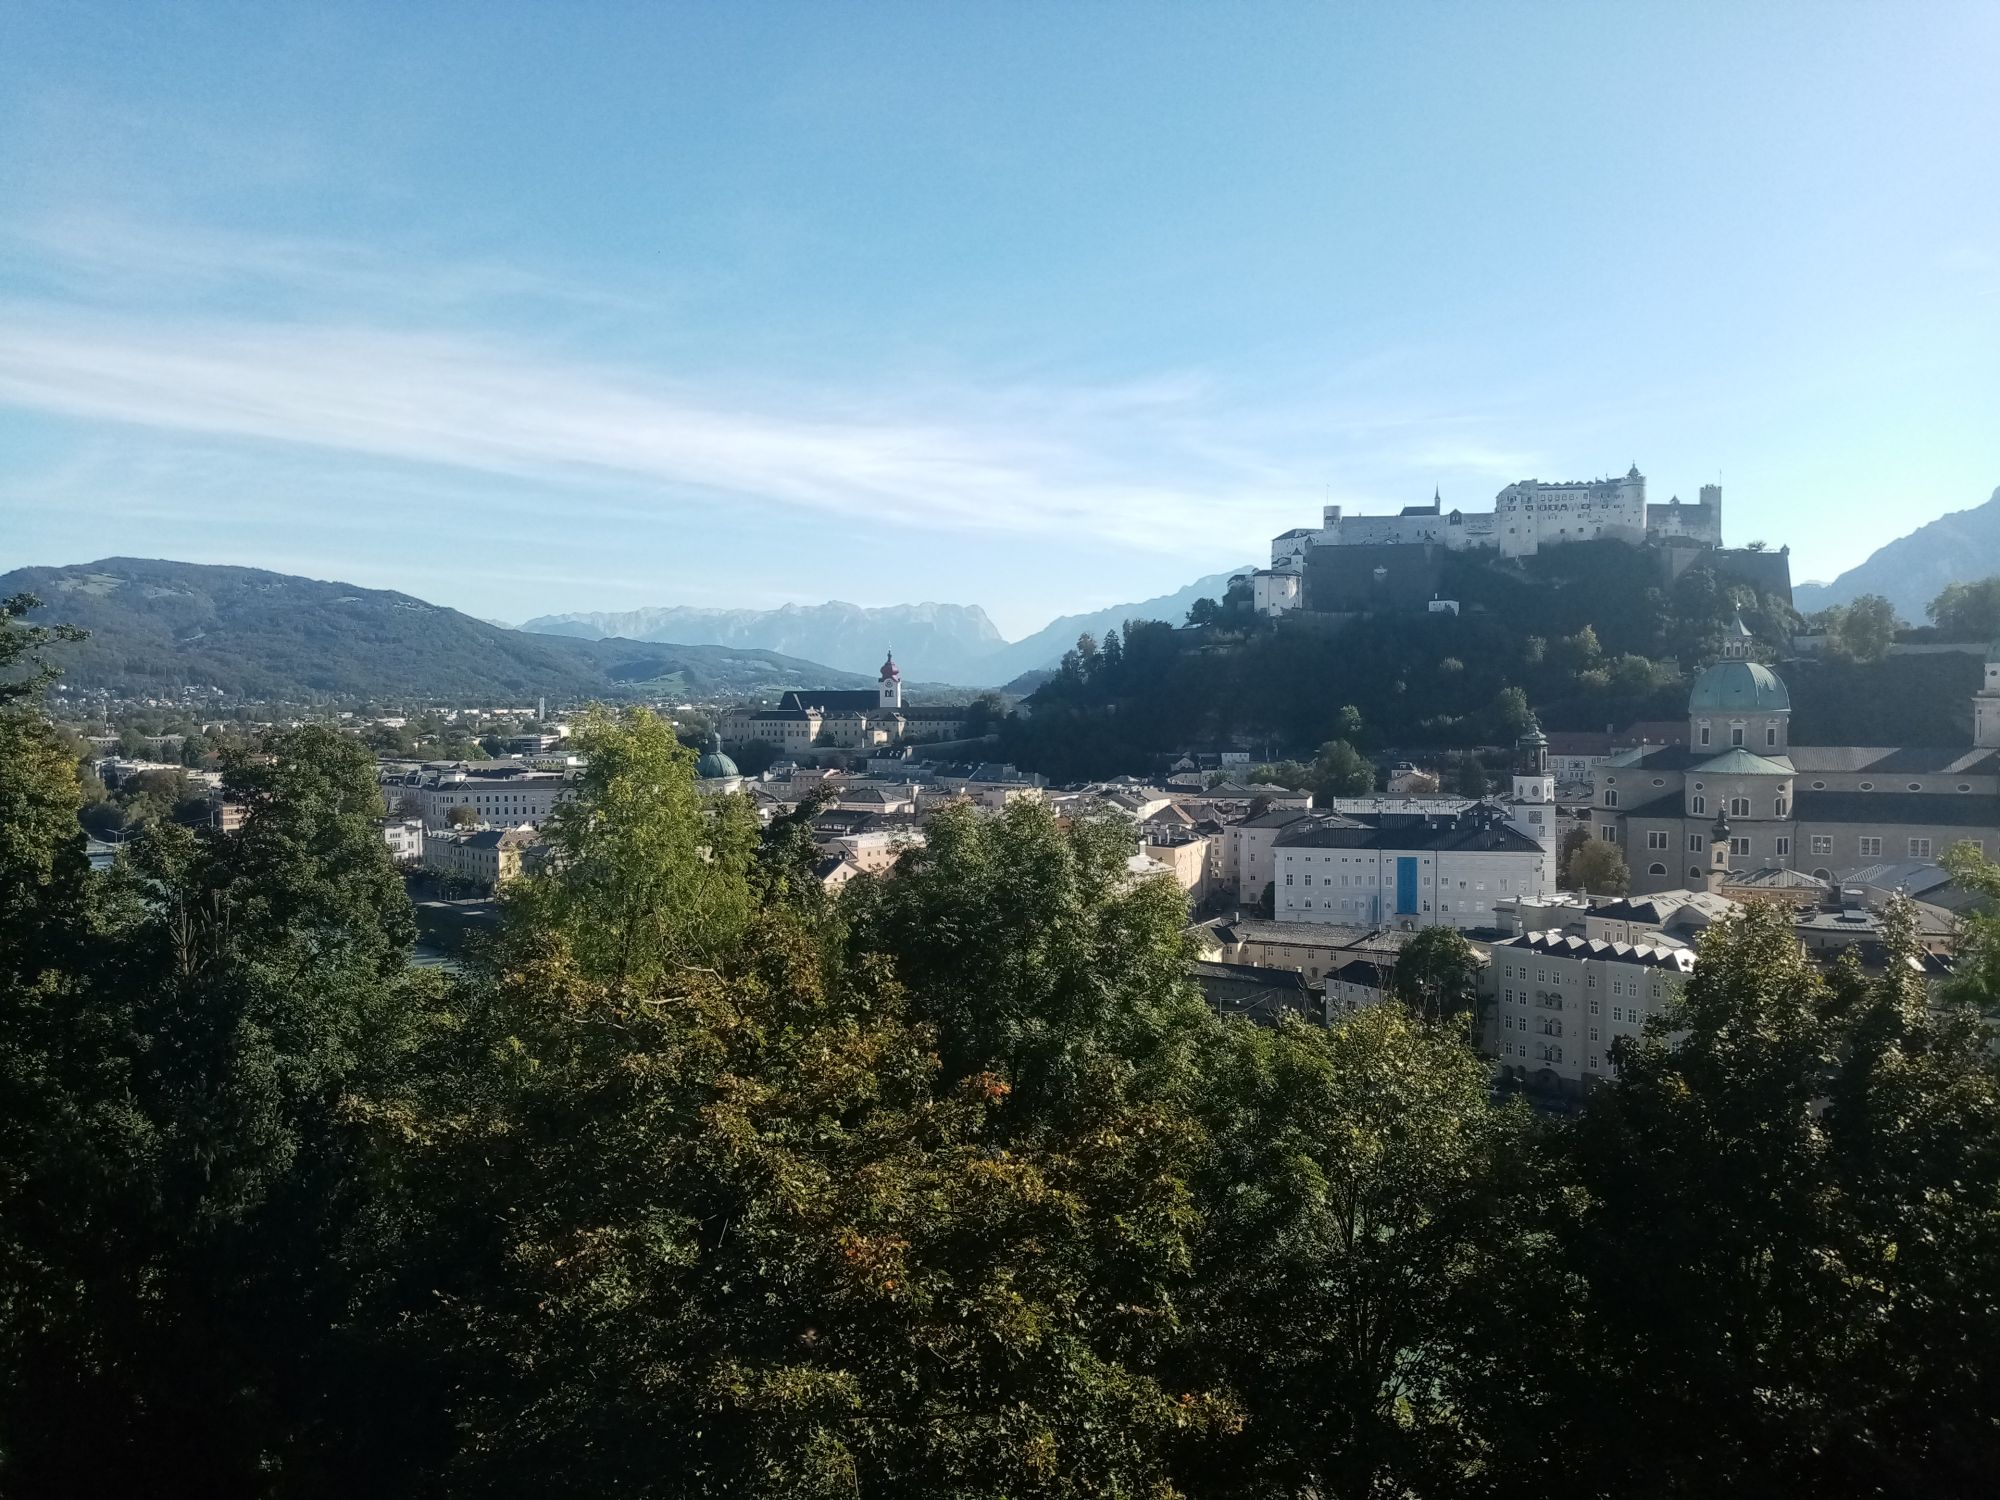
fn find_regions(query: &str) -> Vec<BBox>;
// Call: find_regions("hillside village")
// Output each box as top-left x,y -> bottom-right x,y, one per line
44,465 -> 2000,1105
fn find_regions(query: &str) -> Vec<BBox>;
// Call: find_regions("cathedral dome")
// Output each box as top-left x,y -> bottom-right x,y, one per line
1688,659 -> 1791,715
695,732 -> 739,780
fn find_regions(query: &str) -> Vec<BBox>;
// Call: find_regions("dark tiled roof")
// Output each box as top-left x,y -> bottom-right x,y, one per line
1605,744 -> 1704,772
1275,812 -> 1543,855
1495,931 -> 1695,970
1615,790 -> 1686,820
1789,746 -> 2000,775
1238,808 -> 1318,829
1792,790 -> 2000,828
780,689 -> 886,712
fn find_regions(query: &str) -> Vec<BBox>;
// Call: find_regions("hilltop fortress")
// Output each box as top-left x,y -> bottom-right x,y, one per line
1274,466 -> 1720,564
1255,466 -> 1784,616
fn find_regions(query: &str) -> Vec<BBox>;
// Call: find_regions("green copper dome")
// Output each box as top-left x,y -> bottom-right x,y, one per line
1688,659 -> 1791,715
695,732 -> 739,780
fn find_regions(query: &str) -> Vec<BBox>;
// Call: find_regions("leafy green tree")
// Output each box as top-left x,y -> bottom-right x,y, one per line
1311,738 -> 1375,800
393,742 -> 1232,1497
0,718 -> 438,1496
1488,686 -> 1532,740
1816,594 -> 1900,662
1449,751 -> 1489,799
1569,837 -> 1630,894
1502,903 -> 2000,1495
1557,824 -> 1593,886
1928,577 -> 2000,640
1184,1007 -> 1529,1499
1390,925 -> 1483,1029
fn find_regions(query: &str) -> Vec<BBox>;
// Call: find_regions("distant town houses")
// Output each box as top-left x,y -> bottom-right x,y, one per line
718,654 -> 977,757
382,763 -> 573,830
423,824 -> 541,892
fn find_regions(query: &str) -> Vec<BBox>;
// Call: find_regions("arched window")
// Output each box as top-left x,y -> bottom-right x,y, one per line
1648,862 -> 1667,876
1689,866 -> 1703,881
1692,795 -> 1706,815
1729,797 -> 1750,817
1812,868 -> 1832,881
1775,797 -> 1788,817
1603,789 -> 1618,808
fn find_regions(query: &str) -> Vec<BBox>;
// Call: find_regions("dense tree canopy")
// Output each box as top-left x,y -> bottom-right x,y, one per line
4,598 -> 2000,1498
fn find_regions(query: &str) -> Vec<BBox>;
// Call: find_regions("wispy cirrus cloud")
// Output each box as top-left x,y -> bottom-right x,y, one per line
0,304 -> 1298,552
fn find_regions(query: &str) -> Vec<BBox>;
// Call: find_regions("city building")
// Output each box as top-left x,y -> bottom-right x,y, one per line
1271,805 -> 1550,931
385,764 -> 572,831
423,825 -> 540,891
1484,930 -> 1696,1095
1591,621 -> 2000,894
719,653 -> 971,754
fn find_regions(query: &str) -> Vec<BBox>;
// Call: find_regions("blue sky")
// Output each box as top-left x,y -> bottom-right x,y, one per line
1,2 -> 1996,638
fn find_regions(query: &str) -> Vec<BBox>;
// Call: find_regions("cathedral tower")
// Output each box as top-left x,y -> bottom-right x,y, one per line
878,650 -> 903,710
1974,639 -> 2000,749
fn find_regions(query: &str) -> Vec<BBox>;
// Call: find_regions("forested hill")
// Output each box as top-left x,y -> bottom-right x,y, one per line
2,558 -> 866,702
1000,540 -> 1952,781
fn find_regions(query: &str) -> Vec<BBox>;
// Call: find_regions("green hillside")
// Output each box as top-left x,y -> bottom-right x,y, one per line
1,558 -> 866,703
997,541 -> 1909,780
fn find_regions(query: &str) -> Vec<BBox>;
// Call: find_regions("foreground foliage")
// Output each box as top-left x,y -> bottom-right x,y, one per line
4,616 -> 1999,1497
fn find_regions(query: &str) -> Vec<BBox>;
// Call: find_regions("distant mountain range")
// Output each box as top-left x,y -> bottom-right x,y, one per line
1793,485 -> 2000,621
522,600 -> 1007,684
3,559 -> 867,703
523,566 -> 1258,687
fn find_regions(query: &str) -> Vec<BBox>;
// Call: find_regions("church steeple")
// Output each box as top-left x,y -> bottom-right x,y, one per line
1974,638 -> 2000,749
877,648 -> 903,709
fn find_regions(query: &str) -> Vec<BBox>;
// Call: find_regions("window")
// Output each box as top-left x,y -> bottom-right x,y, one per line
1907,783 -> 1922,792
1812,780 -> 1826,790
1648,831 -> 1669,849
1589,1027 -> 1600,1041
1970,841 -> 1985,854
1284,874 -> 1293,885
1589,998 -> 1600,1014
1648,862 -> 1667,875
1688,834 -> 1705,852
1692,795 -> 1707,815
1859,781 -> 1874,791
1699,725 -> 1711,746
1859,837 -> 1883,857
1811,835 -> 1832,854
1729,797 -> 1750,817
1766,725 -> 1778,748
1652,778 -> 1665,787
1776,836 -> 1791,857
1600,826 -> 1618,841
1909,837 -> 1933,859
1603,789 -> 1618,807
1959,783 -> 1973,793
1775,797 -> 1788,817
1731,725 -> 1745,747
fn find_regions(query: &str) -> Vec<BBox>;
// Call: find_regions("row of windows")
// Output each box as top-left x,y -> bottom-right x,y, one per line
1497,971 -> 1664,999
1630,832 -> 1967,860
